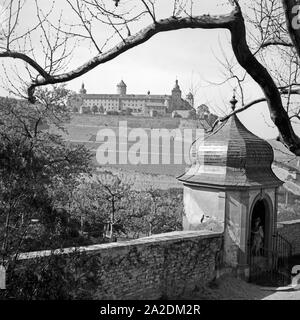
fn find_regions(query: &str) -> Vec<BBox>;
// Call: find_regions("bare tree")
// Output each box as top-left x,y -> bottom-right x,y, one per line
2,1 -> 300,154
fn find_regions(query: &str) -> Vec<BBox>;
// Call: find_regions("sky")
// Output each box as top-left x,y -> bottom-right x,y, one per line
0,0 -> 297,140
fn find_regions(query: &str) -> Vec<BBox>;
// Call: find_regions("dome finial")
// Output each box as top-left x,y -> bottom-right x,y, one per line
230,89 -> 238,111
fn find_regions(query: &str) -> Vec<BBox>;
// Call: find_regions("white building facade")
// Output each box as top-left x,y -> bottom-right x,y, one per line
70,80 -> 193,116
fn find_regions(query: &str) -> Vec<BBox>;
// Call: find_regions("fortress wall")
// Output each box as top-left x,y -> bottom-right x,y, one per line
18,230 -> 222,300
70,114 -> 181,129
179,119 -> 203,129
277,219 -> 300,255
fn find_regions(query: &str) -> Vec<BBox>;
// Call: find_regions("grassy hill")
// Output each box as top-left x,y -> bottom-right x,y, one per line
53,114 -> 203,181
51,115 -> 300,222
52,115 -> 300,192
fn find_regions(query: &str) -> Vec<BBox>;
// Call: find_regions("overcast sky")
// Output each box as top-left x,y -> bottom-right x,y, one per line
1,0 -> 298,139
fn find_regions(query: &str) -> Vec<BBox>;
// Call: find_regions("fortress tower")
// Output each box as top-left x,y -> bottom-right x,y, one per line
117,80 -> 127,95
79,82 -> 87,95
74,79 -> 193,116
171,79 -> 182,109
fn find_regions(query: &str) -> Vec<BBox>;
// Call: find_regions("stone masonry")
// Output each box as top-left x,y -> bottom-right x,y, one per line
19,230 -> 222,299
277,219 -> 300,255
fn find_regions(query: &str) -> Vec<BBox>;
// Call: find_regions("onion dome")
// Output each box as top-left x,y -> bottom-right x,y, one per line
177,95 -> 283,188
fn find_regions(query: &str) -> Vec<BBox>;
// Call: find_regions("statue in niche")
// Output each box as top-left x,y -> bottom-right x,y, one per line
251,217 -> 264,256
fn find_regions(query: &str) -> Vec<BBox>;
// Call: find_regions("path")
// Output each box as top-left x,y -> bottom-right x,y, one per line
183,275 -> 300,300
262,289 -> 300,300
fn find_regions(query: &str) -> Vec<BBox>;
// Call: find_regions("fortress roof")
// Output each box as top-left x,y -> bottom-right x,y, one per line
117,80 -> 127,87
82,94 -> 171,100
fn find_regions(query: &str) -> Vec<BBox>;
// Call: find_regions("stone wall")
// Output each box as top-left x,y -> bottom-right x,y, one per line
19,230 -> 222,300
179,119 -> 204,129
277,219 -> 300,255
70,114 -> 180,129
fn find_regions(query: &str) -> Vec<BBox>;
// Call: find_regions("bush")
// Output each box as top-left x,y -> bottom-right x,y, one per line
106,110 -> 119,115
92,105 -> 99,114
173,112 -> 182,118
0,250 -> 99,300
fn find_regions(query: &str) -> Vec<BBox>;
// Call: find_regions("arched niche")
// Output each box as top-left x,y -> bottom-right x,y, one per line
248,194 -> 273,262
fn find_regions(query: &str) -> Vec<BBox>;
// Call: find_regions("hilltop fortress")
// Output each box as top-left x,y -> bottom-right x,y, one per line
69,79 -> 194,117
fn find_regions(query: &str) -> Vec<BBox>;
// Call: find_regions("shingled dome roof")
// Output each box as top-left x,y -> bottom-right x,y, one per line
177,96 -> 283,188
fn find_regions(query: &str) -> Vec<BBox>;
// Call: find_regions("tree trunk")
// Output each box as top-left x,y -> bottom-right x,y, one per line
229,8 -> 300,154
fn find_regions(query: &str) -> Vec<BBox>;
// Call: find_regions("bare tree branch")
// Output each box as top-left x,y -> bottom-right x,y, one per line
0,51 -> 50,80
25,10 -> 235,100
261,39 -> 293,47
209,97 -> 267,132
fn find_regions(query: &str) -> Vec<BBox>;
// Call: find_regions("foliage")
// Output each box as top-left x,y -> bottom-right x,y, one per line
188,109 -> 197,120
106,110 -> 119,115
0,250 -> 99,300
82,106 -> 92,114
0,85 -> 184,299
92,105 -> 98,114
99,105 -> 104,113
278,199 -> 300,221
173,112 -> 182,118
0,87 -> 92,263
123,108 -> 132,115
68,171 -> 183,241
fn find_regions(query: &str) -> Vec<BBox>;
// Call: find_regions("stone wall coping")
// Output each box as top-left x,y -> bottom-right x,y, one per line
277,219 -> 300,226
18,230 -> 222,261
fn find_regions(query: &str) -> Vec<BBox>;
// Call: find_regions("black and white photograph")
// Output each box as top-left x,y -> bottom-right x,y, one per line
0,0 -> 300,312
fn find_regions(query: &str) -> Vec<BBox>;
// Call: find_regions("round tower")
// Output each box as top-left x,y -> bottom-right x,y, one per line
117,80 -> 127,95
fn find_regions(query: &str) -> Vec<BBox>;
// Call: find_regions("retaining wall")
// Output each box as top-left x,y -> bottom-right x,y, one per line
19,230 -> 222,299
